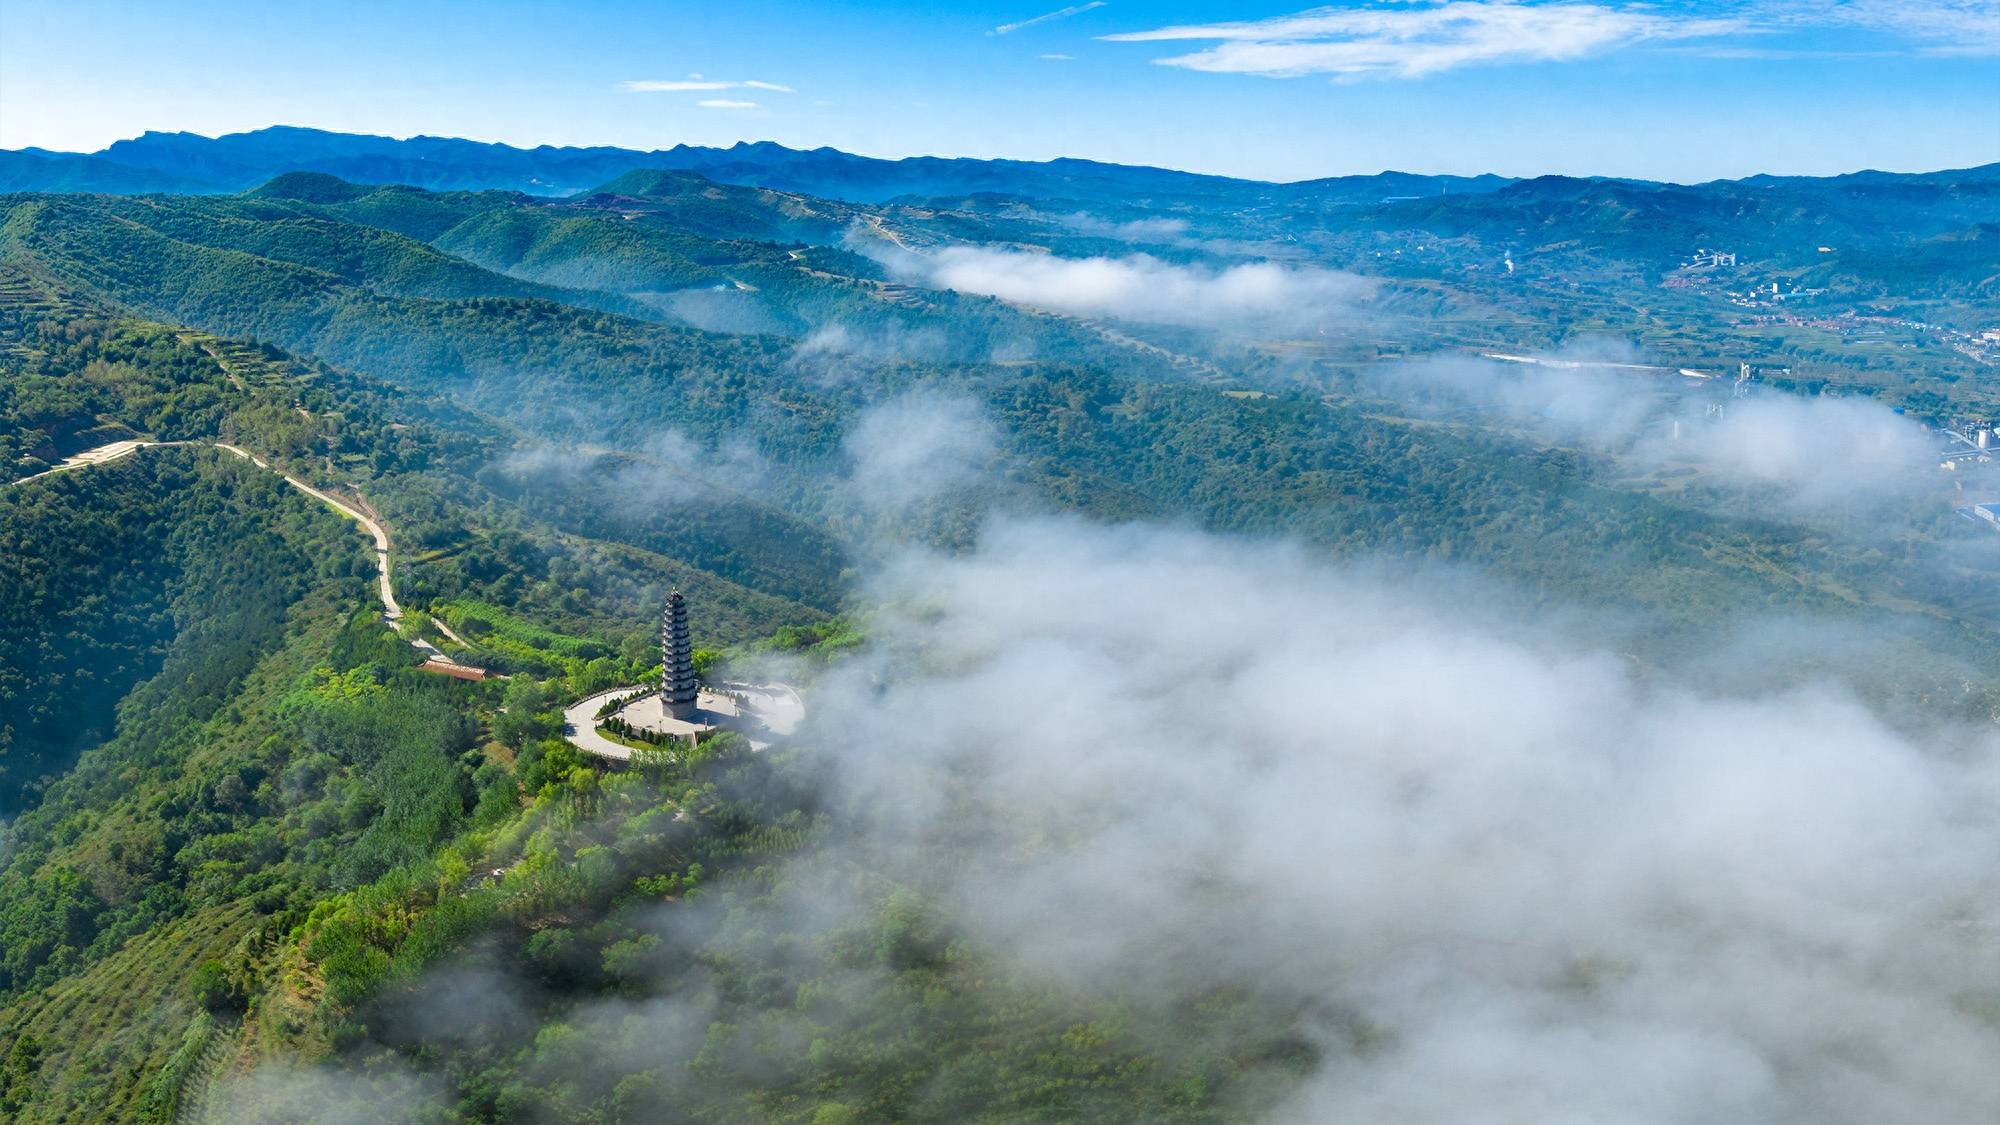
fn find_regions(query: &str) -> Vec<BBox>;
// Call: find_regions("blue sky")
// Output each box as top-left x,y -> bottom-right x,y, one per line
1,0 -> 1994,182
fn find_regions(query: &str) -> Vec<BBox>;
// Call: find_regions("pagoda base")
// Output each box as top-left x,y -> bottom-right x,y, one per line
589,680 -> 806,756
618,690 -> 737,740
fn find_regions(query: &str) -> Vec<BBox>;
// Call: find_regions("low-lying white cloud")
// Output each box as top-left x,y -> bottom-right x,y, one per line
1374,350 -> 1943,512
877,243 -> 1374,332
807,514 -> 2000,1122
841,390 -> 1001,515
494,429 -> 772,509
1103,0 -> 1743,79
1062,212 -> 1192,242
203,1065 -> 444,1124
792,321 -> 953,369
1664,393 -> 1938,506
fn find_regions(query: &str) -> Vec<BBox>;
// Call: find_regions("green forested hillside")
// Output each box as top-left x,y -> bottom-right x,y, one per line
236,739 -> 1317,1124
6,181 -> 1998,658
0,450 -> 370,812
248,173 -> 520,240
0,597 -> 481,1121
580,167 -> 865,241
433,207 -> 735,293
0,301 -> 840,1122
2,153 -> 1998,1123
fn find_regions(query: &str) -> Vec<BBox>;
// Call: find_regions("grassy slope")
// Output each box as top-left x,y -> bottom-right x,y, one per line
2,901 -> 263,1123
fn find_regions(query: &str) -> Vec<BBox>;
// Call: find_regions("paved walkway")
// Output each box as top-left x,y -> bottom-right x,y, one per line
720,680 -> 805,738
563,680 -> 805,761
562,687 -> 656,761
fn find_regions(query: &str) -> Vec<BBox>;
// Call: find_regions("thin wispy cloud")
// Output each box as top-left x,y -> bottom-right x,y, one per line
1041,52 -> 1076,60
1672,45 -> 1899,60
696,99 -> 760,110
621,77 -> 795,93
1102,1 -> 1743,79
993,1 -> 1107,36
1802,0 -> 2000,54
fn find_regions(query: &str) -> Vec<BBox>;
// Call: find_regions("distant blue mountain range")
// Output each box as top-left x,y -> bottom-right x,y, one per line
5,126 -> 1993,220
1,125 -> 1516,205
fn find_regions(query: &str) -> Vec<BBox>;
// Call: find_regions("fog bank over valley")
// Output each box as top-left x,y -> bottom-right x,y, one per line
803,512 -> 2000,1123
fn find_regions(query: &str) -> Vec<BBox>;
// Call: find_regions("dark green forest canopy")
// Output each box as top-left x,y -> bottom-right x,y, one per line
0,449 -> 370,812
6,182 -> 1995,650
0,153 -> 1996,1122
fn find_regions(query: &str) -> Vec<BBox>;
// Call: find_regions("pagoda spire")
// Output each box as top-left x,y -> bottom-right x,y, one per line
661,588 -> 699,720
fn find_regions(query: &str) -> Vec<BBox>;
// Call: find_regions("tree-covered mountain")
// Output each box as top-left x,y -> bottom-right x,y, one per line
2,136 -> 1999,1122
11,127 -> 1996,350
0,149 -> 212,196
6,125 -> 1527,205
5,171 -> 1996,642
3,126 -> 1317,203
11,125 -> 1995,225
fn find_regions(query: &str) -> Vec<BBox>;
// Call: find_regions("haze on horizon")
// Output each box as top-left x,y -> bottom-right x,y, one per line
4,2 -> 2000,1120
2,0 -> 1995,183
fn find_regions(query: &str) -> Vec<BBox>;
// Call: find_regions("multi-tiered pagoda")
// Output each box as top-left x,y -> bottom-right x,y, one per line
661,589 -> 700,719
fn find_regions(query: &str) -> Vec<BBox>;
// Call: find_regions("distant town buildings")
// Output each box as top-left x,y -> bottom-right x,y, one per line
1740,362 -> 1792,379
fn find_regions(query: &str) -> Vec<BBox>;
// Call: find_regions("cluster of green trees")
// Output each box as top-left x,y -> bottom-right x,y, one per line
0,274 -> 225,473
0,593 -> 510,1118
13,178 -> 1990,672
256,708 -> 1309,1123
0,449 -> 375,811
596,714 -> 678,747
2,161 -> 1997,1121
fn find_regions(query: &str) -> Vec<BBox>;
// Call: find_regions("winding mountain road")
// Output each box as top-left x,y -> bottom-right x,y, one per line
13,438 -> 162,481
211,443 -> 401,619
6,439 -> 485,673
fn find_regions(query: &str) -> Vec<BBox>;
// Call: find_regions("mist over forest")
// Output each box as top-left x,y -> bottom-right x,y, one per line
1,112 -> 1998,1124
